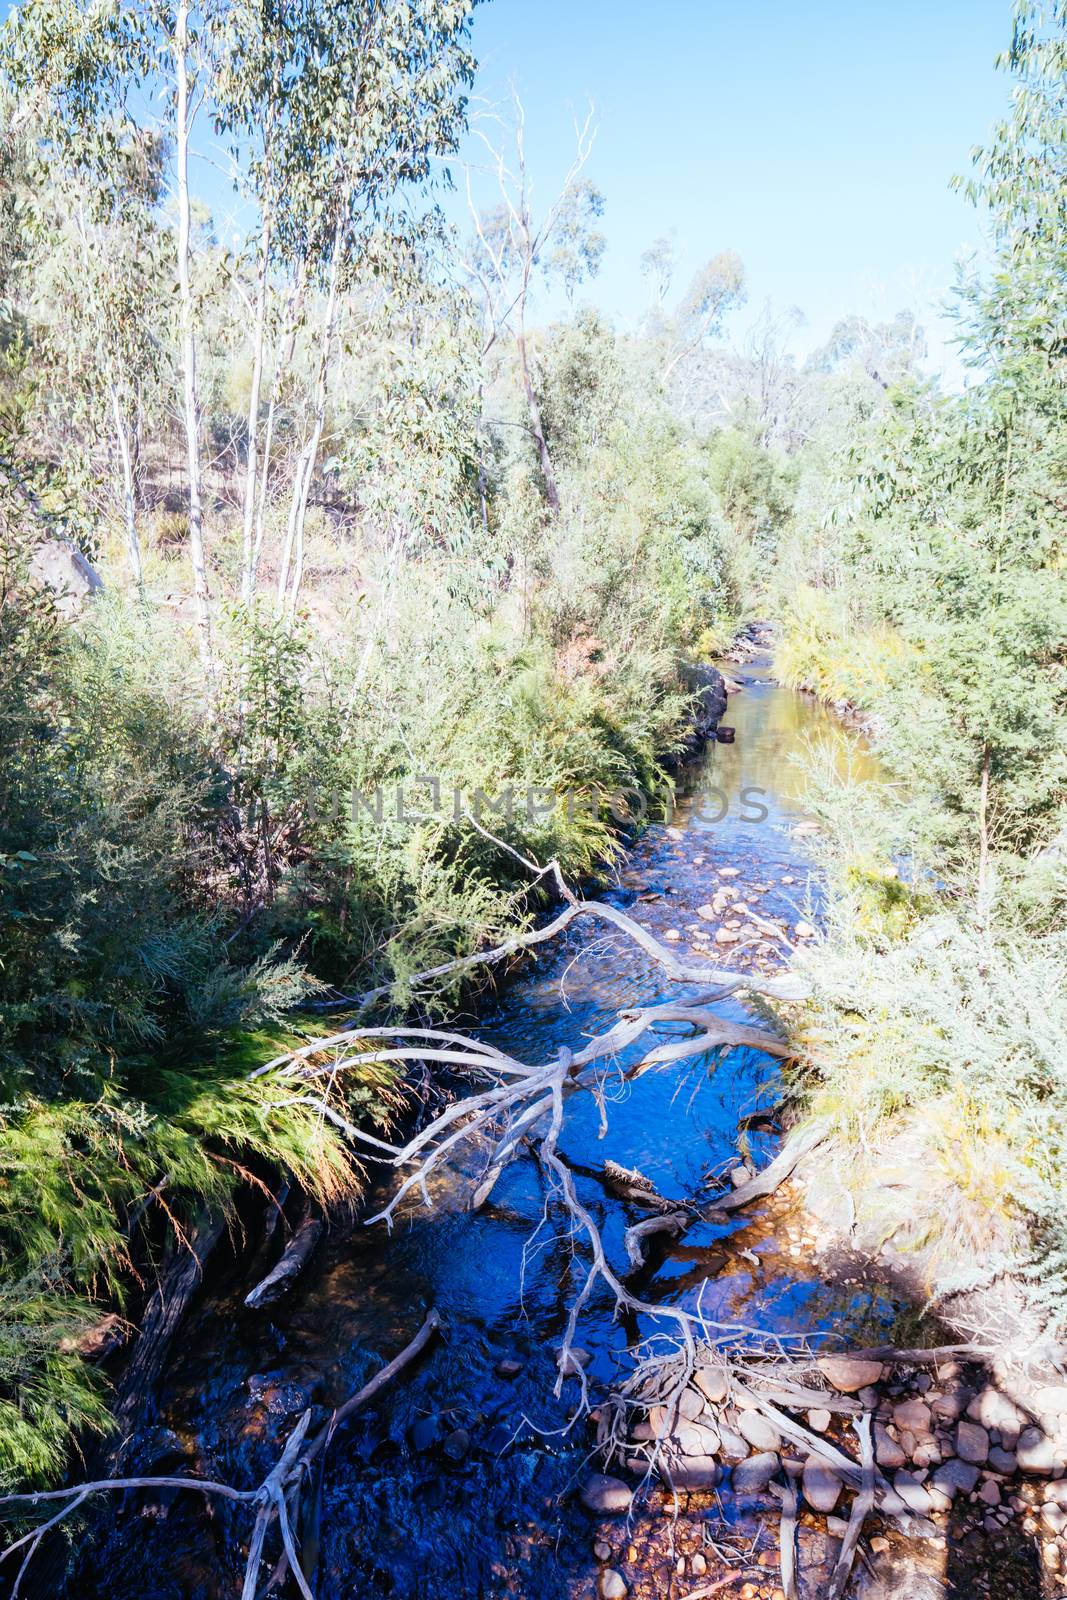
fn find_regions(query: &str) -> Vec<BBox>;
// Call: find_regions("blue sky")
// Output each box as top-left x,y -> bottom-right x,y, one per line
460,0 -> 1015,383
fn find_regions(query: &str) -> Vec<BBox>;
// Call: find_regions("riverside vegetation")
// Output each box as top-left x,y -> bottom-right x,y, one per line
0,0 -> 1064,1593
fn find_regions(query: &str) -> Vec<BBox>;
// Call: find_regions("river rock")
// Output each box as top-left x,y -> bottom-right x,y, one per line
696,904 -> 716,922
956,1420 -> 990,1464
931,1458 -> 980,1499
716,1425 -> 749,1463
893,1470 -> 934,1515
664,1455 -> 721,1490
802,1457 -> 842,1512
988,1445 -> 1017,1474
808,1409 -> 831,1433
978,1476 -> 1002,1507
557,1346 -> 592,1375
663,928 -> 682,942
739,1412 -> 782,1452
581,1475 -> 633,1515
1045,1481 -> 1067,1509
733,1451 -> 780,1494
1035,1386 -> 1067,1418
715,927 -> 740,944
677,1387 -> 705,1420
694,1366 -> 729,1405
495,1358 -> 524,1378
794,920 -> 816,939
719,866 -> 740,878
874,1423 -> 907,1469
1017,1425 -> 1062,1474
1042,1504 -> 1067,1535
818,1355 -> 884,1394
676,1420 -> 721,1456
893,1398 -> 932,1434
966,1386 -> 1023,1437
600,1568 -> 628,1599
443,1427 -> 470,1461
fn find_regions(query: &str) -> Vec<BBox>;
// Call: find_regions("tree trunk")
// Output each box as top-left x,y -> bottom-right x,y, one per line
241,210 -> 271,603
515,299 -> 559,514
109,384 -> 144,600
978,741 -> 991,904
278,233 -> 341,623
173,0 -> 214,674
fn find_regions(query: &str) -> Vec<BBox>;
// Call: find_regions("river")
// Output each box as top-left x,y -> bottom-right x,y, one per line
75,661 -> 905,1600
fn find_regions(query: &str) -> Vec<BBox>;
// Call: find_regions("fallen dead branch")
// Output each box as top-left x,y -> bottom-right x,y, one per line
244,1209 -> 323,1309
826,1413 -> 875,1600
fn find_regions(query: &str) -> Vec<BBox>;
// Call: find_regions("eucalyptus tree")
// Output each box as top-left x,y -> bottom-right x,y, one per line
660,249 -> 746,385
464,93 -> 605,514
209,0 -> 478,615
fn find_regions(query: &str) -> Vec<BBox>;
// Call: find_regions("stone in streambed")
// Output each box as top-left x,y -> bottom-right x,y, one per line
676,1420 -> 721,1456
892,1470 -> 933,1516
874,1422 -> 907,1469
664,1455 -> 721,1490
931,1458 -> 980,1498
818,1355 -> 883,1393
738,1412 -> 782,1452
892,1398 -> 932,1433
988,1445 -> 1017,1473
732,1451 -> 780,1494
802,1457 -> 842,1512
600,1568 -> 628,1599
956,1420 -> 990,1464
494,1358 -> 524,1378
693,1366 -> 729,1406
1017,1425 -> 1062,1474
716,1425 -> 750,1463
443,1427 -> 470,1461
677,1387 -> 705,1420
581,1475 -> 633,1515
557,1347 -> 591,1375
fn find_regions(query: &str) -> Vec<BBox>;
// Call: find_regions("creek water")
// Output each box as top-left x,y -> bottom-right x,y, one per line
75,662 -> 903,1600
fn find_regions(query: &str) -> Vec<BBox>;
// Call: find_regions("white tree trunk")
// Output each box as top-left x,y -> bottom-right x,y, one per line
240,212 -> 271,603
109,383 -> 144,598
173,0 -> 213,673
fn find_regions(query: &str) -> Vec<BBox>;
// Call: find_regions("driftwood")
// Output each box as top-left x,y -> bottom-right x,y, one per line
0,1310 -> 441,1600
769,1475 -> 799,1600
826,1413 -> 875,1600
108,1209 -> 225,1455
244,1212 -> 323,1310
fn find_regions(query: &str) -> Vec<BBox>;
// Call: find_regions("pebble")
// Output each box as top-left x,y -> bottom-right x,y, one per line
978,1476 -> 1002,1507
663,928 -> 682,942
1043,1504 -> 1067,1535
599,1568 -> 627,1599
988,1445 -> 1017,1473
691,1553 -> 707,1576
870,1535 -> 890,1553
715,927 -> 741,944
807,1408 -> 831,1433
802,1457 -> 842,1512
494,1358 -> 524,1378
410,1416 -> 439,1451
557,1347 -> 592,1375
581,1475 -> 633,1515
794,920 -> 816,939
593,1540 -> 611,1561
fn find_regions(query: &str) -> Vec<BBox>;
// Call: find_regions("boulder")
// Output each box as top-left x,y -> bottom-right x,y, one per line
818,1356 -> 883,1394
581,1475 -> 633,1515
